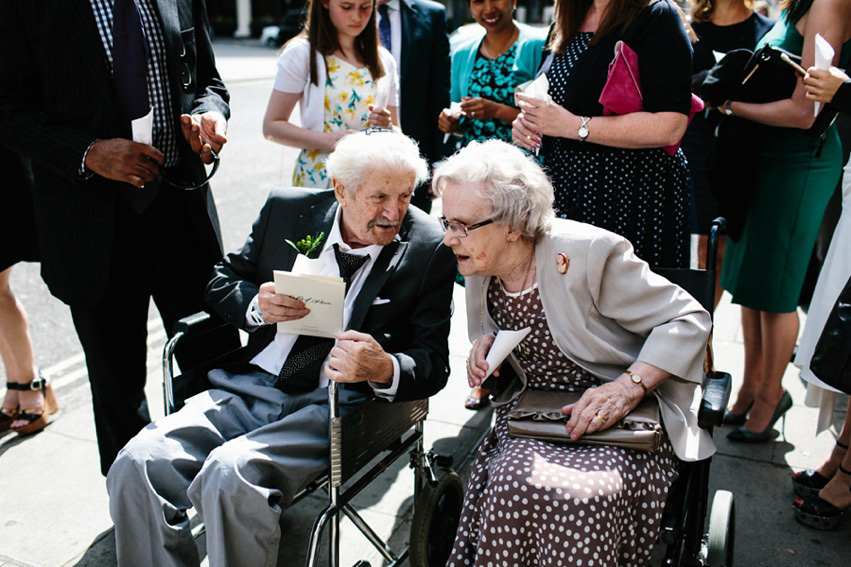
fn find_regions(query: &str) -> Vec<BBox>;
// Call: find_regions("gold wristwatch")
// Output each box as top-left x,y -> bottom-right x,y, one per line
627,370 -> 648,395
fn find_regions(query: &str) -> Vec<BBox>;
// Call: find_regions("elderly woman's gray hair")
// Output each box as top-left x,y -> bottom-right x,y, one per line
432,140 -> 554,240
326,130 -> 429,194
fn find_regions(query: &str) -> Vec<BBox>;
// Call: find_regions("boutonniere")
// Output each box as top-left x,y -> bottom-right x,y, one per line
286,231 -> 326,259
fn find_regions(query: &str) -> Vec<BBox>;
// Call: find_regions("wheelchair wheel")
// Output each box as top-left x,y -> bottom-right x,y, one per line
409,468 -> 464,567
706,490 -> 735,567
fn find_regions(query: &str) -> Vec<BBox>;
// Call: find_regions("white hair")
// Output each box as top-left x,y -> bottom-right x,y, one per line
325,130 -> 429,194
432,140 -> 554,240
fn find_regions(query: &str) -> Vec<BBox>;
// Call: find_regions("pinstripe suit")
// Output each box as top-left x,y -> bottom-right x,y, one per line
0,0 -> 235,473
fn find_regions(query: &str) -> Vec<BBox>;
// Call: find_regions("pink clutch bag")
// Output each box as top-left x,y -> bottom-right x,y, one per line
598,40 -> 703,155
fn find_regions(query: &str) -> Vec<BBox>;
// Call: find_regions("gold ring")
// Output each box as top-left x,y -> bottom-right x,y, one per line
471,111 -> 476,117
596,413 -> 607,424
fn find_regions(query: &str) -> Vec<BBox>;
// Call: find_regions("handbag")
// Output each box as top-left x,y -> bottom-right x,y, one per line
809,274 -> 851,395
703,44 -> 838,241
598,41 -> 703,155
507,389 -> 663,452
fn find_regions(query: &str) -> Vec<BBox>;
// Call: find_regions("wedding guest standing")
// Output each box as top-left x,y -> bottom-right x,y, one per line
0,0 -> 235,474
438,0 -> 545,148
514,0 -> 695,269
719,0 -> 851,443
263,0 -> 400,188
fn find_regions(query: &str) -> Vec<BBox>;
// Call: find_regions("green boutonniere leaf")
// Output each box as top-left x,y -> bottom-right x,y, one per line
285,231 -> 326,259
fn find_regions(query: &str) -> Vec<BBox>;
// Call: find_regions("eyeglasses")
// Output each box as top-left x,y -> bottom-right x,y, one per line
159,150 -> 220,191
438,216 -> 494,237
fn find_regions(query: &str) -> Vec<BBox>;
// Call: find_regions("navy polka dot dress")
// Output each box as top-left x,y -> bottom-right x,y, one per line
545,33 -> 690,269
447,279 -> 679,566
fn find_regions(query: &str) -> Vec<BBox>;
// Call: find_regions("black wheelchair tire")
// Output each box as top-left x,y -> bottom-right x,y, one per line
409,468 -> 465,567
706,490 -> 735,567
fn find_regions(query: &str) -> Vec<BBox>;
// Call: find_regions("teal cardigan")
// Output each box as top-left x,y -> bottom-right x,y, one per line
450,23 -> 547,103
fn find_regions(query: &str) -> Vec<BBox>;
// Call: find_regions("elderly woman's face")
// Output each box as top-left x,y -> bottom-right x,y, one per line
441,182 -> 510,277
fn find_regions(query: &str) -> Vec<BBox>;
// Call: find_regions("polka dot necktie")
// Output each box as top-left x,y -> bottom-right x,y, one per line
275,245 -> 369,393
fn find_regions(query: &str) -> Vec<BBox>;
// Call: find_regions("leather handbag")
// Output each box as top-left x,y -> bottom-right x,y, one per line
598,40 -> 703,156
507,389 -> 663,452
810,274 -> 851,395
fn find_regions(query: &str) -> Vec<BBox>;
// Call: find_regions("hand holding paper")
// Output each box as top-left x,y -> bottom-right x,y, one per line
814,34 -> 835,116
483,328 -> 532,378
442,102 -> 463,143
516,75 -> 551,155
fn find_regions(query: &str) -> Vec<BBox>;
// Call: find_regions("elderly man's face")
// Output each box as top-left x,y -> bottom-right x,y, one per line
335,168 -> 416,248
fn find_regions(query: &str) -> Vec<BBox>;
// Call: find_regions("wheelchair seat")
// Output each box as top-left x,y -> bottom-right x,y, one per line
162,313 -> 463,567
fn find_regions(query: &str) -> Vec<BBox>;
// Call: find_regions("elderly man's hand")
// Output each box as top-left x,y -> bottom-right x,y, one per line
180,111 -> 227,164
85,139 -> 165,188
467,334 -> 497,388
326,330 -> 394,385
562,380 -> 642,440
256,282 -> 310,323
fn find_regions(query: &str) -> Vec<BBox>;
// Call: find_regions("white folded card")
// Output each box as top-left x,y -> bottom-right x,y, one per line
273,270 -> 344,339
814,33 -> 835,116
484,327 -> 532,378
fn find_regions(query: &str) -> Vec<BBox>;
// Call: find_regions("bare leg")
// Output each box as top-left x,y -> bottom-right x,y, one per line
743,310 -> 798,432
729,306 -> 763,415
0,267 -> 40,428
817,398 -> 851,510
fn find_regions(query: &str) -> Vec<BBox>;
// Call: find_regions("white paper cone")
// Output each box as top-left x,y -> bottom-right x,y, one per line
814,34 -> 835,116
484,327 -> 532,378
131,108 -> 153,145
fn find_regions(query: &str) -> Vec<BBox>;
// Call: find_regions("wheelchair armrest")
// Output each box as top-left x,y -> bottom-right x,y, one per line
171,311 -> 227,336
698,371 -> 732,429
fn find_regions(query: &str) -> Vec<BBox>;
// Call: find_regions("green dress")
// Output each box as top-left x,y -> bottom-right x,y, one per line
721,14 -> 851,312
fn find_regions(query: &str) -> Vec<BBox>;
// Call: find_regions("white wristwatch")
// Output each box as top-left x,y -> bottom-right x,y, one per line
578,116 -> 591,141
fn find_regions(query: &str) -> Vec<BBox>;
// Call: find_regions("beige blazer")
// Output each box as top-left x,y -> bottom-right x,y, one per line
465,219 -> 716,461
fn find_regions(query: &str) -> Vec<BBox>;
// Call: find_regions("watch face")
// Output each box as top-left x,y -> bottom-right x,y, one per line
578,125 -> 589,139
631,374 -> 641,384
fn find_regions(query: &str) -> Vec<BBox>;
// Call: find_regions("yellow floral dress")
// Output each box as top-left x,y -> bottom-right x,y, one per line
292,56 -> 378,188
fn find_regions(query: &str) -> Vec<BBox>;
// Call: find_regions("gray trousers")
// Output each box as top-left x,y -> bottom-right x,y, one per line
106,368 -> 368,567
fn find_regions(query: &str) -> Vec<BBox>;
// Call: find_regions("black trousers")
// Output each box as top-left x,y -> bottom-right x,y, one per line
70,189 -> 236,475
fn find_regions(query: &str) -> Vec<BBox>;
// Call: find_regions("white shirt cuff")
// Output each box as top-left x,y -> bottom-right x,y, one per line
245,295 -> 266,329
369,355 -> 400,400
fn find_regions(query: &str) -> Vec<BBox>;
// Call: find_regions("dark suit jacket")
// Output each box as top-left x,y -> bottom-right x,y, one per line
398,0 -> 450,166
0,0 -> 229,306
205,188 -> 457,402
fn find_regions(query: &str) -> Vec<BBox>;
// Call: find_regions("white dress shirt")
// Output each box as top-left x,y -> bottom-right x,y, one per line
379,0 -> 402,106
246,206 -> 401,397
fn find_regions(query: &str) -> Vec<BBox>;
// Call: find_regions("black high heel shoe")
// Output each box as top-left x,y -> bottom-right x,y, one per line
793,464 -> 851,530
792,441 -> 850,498
727,390 -> 792,443
724,400 -> 753,426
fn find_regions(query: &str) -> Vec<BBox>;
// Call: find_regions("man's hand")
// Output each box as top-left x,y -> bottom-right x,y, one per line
180,111 -> 227,164
85,139 -> 165,188
326,330 -> 394,385
256,282 -> 310,323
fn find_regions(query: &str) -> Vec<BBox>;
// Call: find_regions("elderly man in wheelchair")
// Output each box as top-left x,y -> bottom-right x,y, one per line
106,130 -> 457,566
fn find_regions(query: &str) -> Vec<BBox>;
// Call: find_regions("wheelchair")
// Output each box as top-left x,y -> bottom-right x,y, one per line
161,315 -> 464,567
652,218 -> 735,567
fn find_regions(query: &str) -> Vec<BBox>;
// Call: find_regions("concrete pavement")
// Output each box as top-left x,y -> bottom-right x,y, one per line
1,39 -> 848,567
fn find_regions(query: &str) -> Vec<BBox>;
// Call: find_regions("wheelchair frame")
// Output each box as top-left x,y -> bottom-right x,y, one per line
652,218 -> 736,567
162,319 -> 463,567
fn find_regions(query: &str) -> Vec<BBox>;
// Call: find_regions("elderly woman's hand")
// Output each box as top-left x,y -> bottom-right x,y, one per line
803,66 -> 850,103
562,380 -> 643,440
467,334 -> 497,388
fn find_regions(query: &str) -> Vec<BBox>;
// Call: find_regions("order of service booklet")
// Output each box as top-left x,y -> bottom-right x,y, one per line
273,264 -> 345,339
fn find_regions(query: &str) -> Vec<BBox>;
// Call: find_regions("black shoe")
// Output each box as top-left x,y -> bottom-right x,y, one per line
793,465 -> 851,531
792,441 -> 849,498
727,390 -> 792,443
723,401 -> 753,426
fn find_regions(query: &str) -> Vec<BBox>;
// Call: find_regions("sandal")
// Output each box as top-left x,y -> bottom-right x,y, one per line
8,372 -> 59,436
464,386 -> 490,411
0,403 -> 18,432
792,441 -> 850,499
793,464 -> 851,531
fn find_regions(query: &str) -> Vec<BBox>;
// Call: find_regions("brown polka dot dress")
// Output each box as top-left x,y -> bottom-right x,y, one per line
447,279 -> 679,566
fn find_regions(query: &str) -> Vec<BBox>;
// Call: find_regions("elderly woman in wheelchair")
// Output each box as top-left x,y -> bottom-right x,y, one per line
434,140 -> 716,565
